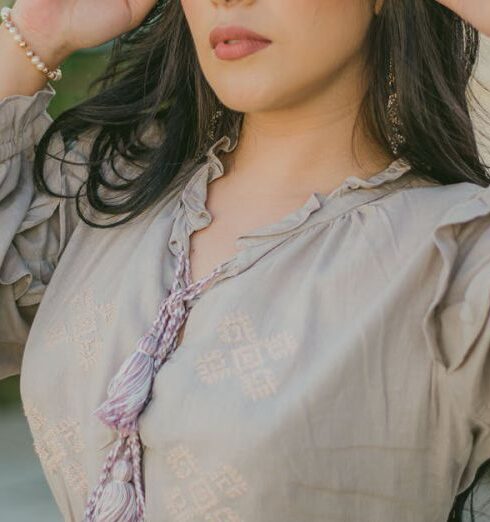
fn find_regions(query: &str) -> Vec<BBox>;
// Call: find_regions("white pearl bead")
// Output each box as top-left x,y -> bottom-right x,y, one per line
8,26 -> 18,34
19,41 -> 27,47
13,34 -> 22,42
4,21 -> 12,29
36,62 -> 45,71
26,50 -> 34,57
31,55 -> 40,65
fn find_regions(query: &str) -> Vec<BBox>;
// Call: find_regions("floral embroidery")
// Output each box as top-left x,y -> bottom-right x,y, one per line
167,444 -> 200,479
216,311 -> 256,345
163,444 -> 247,522
22,400 -> 89,496
196,310 -> 299,401
237,367 -> 278,401
195,351 -> 232,385
45,286 -> 116,371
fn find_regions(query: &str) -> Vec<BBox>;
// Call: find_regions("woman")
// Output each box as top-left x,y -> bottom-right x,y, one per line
0,0 -> 489,520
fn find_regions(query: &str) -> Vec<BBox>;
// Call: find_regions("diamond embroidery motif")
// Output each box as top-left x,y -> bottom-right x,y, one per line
45,286 -> 116,371
196,310 -> 299,401
163,444 -> 248,522
195,351 -> 232,385
22,400 -> 89,496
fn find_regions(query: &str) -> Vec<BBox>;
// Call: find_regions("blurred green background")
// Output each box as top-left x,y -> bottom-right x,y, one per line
0,0 -> 112,409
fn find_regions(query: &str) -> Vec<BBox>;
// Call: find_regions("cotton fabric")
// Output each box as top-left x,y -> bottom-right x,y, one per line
1,83 -> 490,522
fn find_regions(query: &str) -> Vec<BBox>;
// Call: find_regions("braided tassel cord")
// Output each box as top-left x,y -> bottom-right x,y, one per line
83,247 -> 225,521
92,443 -> 139,521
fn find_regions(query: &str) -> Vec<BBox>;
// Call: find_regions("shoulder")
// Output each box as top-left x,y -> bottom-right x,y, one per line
409,179 -> 490,375
364,175 -> 490,371
367,174 -> 490,251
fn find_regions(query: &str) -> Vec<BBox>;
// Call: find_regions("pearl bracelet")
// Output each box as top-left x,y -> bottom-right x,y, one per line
1,7 -> 62,82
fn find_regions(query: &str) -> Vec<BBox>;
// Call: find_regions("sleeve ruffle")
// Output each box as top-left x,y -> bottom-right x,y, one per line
421,182 -> 490,418
0,83 -> 56,162
421,183 -> 490,496
0,84 -> 88,378
422,183 -> 490,376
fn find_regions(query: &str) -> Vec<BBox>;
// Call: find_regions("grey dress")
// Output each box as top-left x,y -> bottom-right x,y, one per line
1,83 -> 490,522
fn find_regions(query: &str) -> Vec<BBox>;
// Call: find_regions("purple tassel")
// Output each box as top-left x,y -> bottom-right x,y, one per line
85,434 -> 145,522
93,333 -> 161,434
84,247 -> 226,521
93,459 -> 138,521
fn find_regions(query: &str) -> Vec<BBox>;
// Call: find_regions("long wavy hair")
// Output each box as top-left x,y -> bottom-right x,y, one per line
32,0 -> 490,518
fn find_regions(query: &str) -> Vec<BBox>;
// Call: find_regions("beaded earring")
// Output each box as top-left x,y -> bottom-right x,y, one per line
387,58 -> 406,155
193,106 -> 224,161
194,105 -> 223,160
207,106 -> 224,143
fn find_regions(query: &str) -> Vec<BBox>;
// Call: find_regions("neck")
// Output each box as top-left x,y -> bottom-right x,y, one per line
221,63 -> 394,198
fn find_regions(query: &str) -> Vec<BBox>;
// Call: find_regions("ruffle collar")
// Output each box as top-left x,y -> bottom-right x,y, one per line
202,133 -> 412,195
169,133 -> 414,251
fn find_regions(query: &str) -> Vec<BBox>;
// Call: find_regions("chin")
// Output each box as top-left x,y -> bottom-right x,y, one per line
210,82 -> 287,114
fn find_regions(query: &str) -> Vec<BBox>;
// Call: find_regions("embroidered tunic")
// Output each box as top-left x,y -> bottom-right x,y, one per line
1,83 -> 490,522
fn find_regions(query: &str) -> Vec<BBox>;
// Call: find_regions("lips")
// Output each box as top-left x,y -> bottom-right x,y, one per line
209,25 -> 271,49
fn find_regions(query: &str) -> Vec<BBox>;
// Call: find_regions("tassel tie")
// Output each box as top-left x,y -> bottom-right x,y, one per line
84,246 -> 225,521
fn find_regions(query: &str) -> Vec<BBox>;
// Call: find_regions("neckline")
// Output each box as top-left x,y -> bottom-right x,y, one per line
176,133 -> 413,242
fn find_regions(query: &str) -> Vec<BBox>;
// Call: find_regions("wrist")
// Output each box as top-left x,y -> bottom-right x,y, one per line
8,7 -> 73,70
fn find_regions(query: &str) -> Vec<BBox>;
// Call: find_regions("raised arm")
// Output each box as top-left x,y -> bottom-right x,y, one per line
0,0 -> 158,379
1,0 -> 159,98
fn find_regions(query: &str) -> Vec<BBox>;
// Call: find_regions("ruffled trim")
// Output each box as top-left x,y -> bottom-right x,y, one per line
422,183 -> 490,372
0,102 -> 87,307
203,133 -> 413,196
0,83 -> 56,161
328,158 -> 412,199
205,133 -> 239,167
0,83 -> 59,304
174,135 -> 415,246
0,154 -> 61,304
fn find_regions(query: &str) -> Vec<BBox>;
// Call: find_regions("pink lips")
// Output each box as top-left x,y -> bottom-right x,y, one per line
209,25 -> 272,60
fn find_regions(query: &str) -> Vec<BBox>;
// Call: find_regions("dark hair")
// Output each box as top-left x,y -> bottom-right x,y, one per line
32,1 -> 490,518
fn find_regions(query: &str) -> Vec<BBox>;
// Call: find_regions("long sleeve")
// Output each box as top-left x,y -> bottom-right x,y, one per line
0,83 -> 87,379
422,184 -> 490,496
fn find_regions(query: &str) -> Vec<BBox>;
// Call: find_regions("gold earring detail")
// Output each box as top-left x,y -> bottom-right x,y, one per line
387,58 -> 406,155
207,107 -> 224,143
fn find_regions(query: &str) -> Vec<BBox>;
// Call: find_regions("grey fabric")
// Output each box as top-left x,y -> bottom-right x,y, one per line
1,84 -> 490,521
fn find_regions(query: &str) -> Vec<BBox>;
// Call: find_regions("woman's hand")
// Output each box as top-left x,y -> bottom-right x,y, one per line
435,0 -> 490,36
9,0 -> 159,63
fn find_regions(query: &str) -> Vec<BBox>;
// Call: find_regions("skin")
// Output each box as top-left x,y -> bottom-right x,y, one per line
2,0 -> 157,97
3,0 -> 488,343
182,0 -> 388,188
178,0 -> 490,288
180,0 -> 392,286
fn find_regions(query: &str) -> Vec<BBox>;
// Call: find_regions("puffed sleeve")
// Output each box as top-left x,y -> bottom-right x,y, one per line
0,83 -> 88,379
422,183 -> 490,495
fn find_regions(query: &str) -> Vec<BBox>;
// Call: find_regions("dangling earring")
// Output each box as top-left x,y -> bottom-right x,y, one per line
207,106 -> 224,143
387,58 -> 406,155
193,106 -> 224,161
